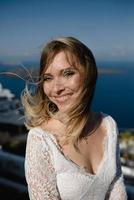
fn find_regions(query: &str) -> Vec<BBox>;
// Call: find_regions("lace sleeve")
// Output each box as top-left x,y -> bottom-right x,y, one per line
105,122 -> 127,200
25,129 -> 61,200
107,175 -> 127,200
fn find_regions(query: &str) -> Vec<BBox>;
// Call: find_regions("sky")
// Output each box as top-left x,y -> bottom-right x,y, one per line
0,0 -> 134,64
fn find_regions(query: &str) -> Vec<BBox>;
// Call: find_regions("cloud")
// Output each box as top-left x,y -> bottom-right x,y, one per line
0,44 -> 40,58
0,46 -> 40,64
111,46 -> 128,57
0,60 -> 21,66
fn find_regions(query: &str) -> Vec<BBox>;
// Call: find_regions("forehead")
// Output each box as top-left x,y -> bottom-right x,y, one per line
49,51 -> 68,66
44,51 -> 82,73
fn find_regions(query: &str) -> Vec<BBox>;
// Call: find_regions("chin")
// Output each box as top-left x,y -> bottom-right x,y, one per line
60,106 -> 76,115
58,107 -> 69,113
56,103 -> 71,113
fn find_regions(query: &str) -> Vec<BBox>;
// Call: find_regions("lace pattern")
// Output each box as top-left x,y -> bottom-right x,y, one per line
25,113 -> 127,200
105,121 -> 127,200
25,130 -> 61,200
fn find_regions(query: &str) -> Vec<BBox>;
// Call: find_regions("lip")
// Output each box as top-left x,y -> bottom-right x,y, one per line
53,94 -> 72,103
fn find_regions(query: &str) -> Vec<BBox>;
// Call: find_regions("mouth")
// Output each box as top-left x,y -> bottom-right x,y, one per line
53,94 -> 72,103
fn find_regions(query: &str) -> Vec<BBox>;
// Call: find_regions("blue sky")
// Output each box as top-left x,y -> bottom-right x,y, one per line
0,0 -> 133,64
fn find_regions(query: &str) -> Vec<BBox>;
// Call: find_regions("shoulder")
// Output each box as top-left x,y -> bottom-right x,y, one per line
101,111 -> 119,139
26,127 -> 51,151
28,126 -> 44,135
101,111 -> 118,127
27,127 -> 45,140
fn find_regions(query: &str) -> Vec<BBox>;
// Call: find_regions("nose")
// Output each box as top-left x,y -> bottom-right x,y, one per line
52,78 -> 65,95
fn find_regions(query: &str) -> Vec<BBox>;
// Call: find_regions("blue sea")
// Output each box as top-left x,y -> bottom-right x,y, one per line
0,61 -> 134,129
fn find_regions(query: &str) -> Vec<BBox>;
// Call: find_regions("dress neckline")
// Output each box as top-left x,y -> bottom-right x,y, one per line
41,111 -> 110,176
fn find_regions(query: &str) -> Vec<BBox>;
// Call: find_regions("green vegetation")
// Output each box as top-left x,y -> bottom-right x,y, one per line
0,131 -> 27,156
119,131 -> 134,141
119,130 -> 134,165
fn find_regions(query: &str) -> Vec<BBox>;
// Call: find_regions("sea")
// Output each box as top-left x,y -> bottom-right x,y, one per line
0,61 -> 134,129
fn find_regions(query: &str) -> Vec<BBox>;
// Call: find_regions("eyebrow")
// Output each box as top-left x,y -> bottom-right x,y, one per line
43,66 -> 76,76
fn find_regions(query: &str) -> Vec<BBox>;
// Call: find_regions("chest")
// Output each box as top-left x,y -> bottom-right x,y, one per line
42,115 -> 107,175
60,134 -> 106,175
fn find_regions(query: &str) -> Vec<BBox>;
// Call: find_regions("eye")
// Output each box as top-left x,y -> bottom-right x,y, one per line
63,70 -> 75,77
43,75 -> 53,82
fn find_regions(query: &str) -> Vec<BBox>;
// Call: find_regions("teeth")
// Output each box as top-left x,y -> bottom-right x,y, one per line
55,95 -> 70,102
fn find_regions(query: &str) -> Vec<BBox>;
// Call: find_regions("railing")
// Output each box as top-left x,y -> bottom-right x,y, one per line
0,149 -> 134,199
0,149 -> 28,199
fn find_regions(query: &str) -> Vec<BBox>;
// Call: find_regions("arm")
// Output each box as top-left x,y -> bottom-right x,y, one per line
106,123 -> 127,200
107,175 -> 127,200
25,129 -> 61,200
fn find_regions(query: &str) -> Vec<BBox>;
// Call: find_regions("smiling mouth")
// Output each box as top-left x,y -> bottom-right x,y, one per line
53,94 -> 72,103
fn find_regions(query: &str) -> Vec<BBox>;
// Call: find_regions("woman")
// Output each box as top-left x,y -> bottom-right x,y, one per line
22,37 -> 127,199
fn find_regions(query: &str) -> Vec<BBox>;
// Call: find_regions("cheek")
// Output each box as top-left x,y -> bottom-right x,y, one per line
43,84 -> 50,97
70,74 -> 84,91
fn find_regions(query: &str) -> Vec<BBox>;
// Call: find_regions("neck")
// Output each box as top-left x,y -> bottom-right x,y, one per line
53,111 -> 69,124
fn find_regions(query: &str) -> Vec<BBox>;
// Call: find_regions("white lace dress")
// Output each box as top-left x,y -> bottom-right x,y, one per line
25,112 -> 127,200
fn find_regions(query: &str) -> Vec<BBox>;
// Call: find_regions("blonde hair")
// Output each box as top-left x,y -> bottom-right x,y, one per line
21,36 -> 98,149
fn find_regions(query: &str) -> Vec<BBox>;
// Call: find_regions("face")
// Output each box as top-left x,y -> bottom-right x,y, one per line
43,51 -> 84,113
